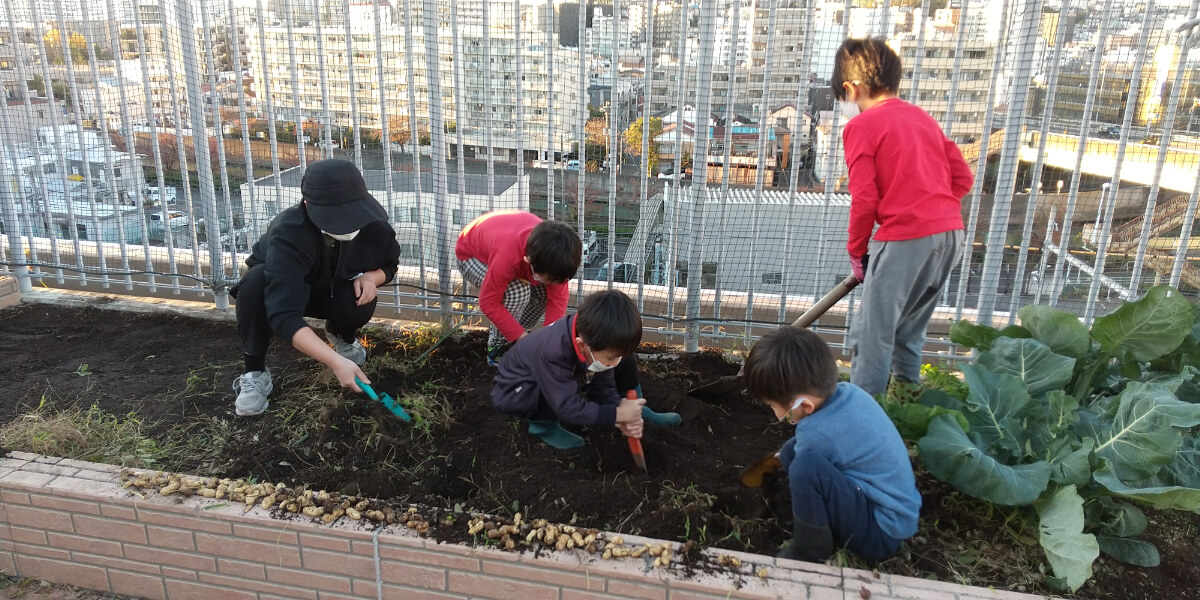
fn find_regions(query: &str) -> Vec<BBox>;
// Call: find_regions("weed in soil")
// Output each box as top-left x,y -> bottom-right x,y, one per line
2,303 -> 1199,599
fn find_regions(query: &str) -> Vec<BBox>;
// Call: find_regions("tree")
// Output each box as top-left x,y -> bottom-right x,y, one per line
51,80 -> 72,107
623,117 -> 664,174
109,132 -> 128,152
387,115 -> 411,146
27,74 -> 45,97
68,32 -> 89,64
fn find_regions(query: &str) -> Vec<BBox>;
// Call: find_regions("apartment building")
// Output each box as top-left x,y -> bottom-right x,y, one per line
244,0 -> 583,161
896,35 -> 994,145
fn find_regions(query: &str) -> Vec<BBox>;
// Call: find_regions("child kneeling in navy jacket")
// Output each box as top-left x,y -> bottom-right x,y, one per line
491,290 -> 679,449
743,326 -> 920,562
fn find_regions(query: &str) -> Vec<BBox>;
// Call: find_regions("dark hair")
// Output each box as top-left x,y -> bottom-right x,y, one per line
830,38 -> 902,100
575,290 -> 642,356
743,326 -> 838,406
526,220 -> 582,282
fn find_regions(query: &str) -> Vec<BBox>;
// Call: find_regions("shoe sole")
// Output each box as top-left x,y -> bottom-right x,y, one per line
235,404 -> 268,417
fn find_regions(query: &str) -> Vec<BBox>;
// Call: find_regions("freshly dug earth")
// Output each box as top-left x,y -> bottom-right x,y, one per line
1,302 -> 1197,600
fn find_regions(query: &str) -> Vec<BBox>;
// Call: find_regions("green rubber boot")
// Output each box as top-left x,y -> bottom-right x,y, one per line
528,419 -> 584,449
642,406 -> 682,426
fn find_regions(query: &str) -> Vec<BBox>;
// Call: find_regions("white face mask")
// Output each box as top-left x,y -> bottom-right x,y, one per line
839,100 -> 861,120
324,230 -> 360,241
585,347 -> 620,373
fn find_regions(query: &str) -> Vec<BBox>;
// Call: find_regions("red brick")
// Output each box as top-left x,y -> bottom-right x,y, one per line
564,591 -> 618,600
15,555 -> 109,591
198,572 -> 320,599
8,526 -> 48,545
448,571 -> 555,600
233,523 -> 300,545
300,532 -> 351,553
101,504 -> 138,520
43,477 -> 123,501
46,531 -> 123,557
482,560 -> 601,590
72,550 -> 162,575
379,559 -> 449,589
0,490 -> 30,504
892,585 -> 958,600
109,569 -> 167,600
73,514 -> 147,544
55,458 -> 119,472
376,544 -> 480,572
29,494 -> 101,515
667,592 -> 727,600
302,547 -> 376,579
30,455 -> 62,464
124,544 -> 217,571
161,567 -> 198,581
136,508 -> 233,534
1,552 -> 14,575
195,532 -> 301,567
266,566 -> 353,593
378,585 -> 461,600
607,579 -> 667,600
4,505 -> 73,532
13,542 -> 70,560
165,579 -> 258,600
219,558 -> 267,579
148,525 -> 196,550
316,593 -> 369,600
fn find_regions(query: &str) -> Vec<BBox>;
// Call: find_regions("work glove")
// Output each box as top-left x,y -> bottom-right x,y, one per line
850,253 -> 869,283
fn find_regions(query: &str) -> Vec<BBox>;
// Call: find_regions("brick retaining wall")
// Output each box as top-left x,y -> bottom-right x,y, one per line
0,453 -> 1047,600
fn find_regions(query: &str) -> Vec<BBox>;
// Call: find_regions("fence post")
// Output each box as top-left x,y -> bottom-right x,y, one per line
975,0 -> 1045,326
0,108 -> 34,294
173,0 -> 228,309
684,0 -> 719,353
420,0 -> 452,324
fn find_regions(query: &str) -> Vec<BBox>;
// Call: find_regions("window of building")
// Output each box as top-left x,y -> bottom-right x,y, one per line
761,272 -> 782,285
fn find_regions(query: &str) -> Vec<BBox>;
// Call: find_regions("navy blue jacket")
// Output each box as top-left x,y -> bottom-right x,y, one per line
491,315 -> 620,427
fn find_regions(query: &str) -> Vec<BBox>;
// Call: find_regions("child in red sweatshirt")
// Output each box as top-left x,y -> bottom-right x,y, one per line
456,211 -> 581,365
833,38 -> 974,396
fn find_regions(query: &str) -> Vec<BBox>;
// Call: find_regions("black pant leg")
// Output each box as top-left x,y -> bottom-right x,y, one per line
233,264 -> 273,358
305,280 -> 378,343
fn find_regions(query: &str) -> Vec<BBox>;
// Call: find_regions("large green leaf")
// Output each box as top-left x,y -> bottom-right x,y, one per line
1094,463 -> 1200,511
1047,437 -> 1094,487
1097,537 -> 1160,567
977,337 -> 1076,397
1083,382 -> 1200,482
1144,434 -> 1200,489
883,400 -> 969,442
1094,499 -> 1148,538
917,414 -> 1051,506
950,320 -> 1004,350
1046,390 -> 1081,433
1091,286 -> 1195,363
959,363 -> 1039,458
1035,485 -> 1099,592
1019,304 -> 1092,358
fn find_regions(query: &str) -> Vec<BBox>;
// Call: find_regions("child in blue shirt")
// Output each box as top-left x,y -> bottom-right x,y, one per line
743,326 -> 920,562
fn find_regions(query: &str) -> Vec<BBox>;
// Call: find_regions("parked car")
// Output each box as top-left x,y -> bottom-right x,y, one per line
581,230 -> 600,267
565,159 -> 581,171
145,186 -> 177,206
1096,125 -> 1121,139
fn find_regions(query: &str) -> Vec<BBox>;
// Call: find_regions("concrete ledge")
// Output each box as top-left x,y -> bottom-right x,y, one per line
0,276 -> 20,310
0,454 -> 1049,600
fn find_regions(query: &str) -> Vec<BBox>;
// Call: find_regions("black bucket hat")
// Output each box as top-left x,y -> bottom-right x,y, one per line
302,159 -> 388,234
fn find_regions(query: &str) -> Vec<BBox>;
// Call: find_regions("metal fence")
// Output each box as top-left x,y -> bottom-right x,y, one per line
1,0 -> 1198,357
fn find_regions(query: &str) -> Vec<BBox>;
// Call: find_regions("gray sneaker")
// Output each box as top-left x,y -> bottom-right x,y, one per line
233,369 -> 273,416
331,336 -> 367,365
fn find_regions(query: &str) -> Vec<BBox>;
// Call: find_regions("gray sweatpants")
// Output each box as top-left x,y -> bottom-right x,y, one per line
849,230 -> 964,397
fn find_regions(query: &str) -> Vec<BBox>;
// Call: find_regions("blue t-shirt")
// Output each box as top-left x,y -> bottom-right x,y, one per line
783,382 -> 921,539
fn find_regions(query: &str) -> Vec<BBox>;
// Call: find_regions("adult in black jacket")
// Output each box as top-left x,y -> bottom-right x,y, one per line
230,159 -> 401,416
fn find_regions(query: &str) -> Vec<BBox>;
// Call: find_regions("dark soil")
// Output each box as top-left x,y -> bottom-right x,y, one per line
1,302 -> 1198,600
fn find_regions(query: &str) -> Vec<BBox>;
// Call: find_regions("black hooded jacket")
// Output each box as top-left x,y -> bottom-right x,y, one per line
242,203 -> 401,343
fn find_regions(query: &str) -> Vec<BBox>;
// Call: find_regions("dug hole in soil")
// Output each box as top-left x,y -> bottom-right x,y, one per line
1,302 -> 1198,600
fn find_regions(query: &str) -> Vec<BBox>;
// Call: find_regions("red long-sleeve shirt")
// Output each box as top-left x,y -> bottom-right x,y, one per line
842,98 -> 973,259
455,210 -> 569,342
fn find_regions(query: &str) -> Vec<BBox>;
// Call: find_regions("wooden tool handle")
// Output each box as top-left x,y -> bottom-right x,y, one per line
792,275 -> 860,328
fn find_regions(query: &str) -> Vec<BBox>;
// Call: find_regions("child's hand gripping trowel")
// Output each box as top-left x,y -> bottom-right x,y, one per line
355,377 -> 412,422
625,390 -> 647,472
